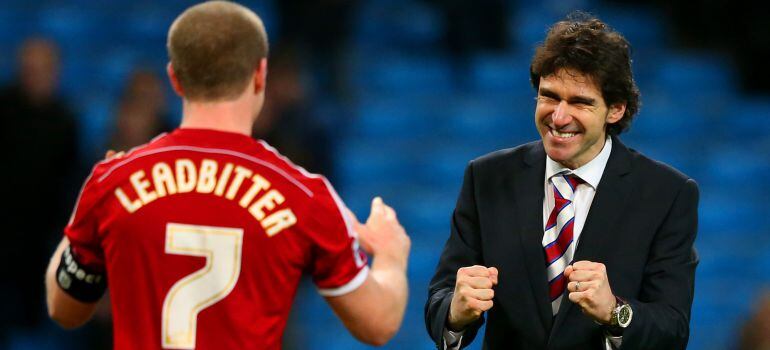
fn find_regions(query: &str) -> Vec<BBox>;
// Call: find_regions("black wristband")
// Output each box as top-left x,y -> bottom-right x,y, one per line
55,245 -> 107,303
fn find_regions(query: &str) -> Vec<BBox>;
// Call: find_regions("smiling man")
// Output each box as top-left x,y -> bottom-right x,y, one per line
426,13 -> 699,350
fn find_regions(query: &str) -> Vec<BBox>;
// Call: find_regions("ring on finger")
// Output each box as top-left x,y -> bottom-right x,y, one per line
575,281 -> 581,292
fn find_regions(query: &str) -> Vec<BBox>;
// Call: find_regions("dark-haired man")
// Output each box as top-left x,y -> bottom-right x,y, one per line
45,2 -> 410,349
426,13 -> 698,349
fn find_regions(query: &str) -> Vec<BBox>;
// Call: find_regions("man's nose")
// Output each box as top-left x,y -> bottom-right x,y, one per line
551,101 -> 571,127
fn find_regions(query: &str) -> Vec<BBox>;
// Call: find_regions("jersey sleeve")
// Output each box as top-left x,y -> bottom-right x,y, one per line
63,168 -> 107,270
307,179 -> 369,297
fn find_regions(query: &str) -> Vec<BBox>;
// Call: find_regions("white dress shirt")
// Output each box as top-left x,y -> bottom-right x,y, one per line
444,137 -> 622,350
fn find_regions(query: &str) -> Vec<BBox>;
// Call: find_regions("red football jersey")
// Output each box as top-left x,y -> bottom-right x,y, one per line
65,128 -> 368,350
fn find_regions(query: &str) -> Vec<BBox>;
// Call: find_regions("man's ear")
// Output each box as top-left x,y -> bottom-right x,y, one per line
253,58 -> 268,93
606,103 -> 626,125
167,63 -> 184,97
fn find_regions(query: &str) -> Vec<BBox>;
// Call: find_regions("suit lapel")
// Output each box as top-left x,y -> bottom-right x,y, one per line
548,135 -> 634,340
512,142 -> 553,332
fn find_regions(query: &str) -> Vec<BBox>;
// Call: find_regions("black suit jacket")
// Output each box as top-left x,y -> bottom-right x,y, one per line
425,136 -> 699,349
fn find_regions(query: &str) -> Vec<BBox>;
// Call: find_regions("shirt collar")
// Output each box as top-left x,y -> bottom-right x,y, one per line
545,137 -> 612,190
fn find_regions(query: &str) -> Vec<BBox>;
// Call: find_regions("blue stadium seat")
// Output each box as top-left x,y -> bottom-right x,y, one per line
335,141 -> 421,191
654,52 -> 737,102
34,5 -> 111,50
699,189 -> 767,233
0,8 -> 32,49
699,142 -> 770,187
121,7 -> 175,46
625,91 -> 712,142
717,98 -> 770,141
96,48 -> 139,88
446,95 -> 535,142
351,53 -> 454,94
600,7 -> 665,49
408,240 -> 445,282
509,9 -> 561,50
469,52 -> 532,93
58,53 -> 97,97
74,91 -> 114,160
621,139 -> 705,181
353,0 -> 443,51
352,97 -> 444,139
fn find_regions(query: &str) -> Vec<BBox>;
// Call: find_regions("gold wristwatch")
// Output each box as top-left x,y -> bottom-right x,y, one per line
607,296 -> 632,335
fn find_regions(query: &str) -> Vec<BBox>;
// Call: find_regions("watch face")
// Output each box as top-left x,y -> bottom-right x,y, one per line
618,305 -> 632,326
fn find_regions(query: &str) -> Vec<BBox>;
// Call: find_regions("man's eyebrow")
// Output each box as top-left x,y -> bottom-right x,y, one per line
538,88 -> 596,106
568,96 -> 596,105
538,88 -> 560,99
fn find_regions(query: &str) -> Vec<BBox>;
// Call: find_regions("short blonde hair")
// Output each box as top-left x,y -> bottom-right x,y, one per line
167,1 -> 269,101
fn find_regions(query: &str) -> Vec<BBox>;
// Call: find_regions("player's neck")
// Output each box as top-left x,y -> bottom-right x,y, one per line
179,98 -> 259,136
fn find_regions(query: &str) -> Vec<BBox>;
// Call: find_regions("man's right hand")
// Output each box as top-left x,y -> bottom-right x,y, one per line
330,197 -> 410,346
348,197 -> 410,270
447,265 -> 499,331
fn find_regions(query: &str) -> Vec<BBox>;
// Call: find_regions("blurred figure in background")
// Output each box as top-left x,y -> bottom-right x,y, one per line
738,291 -> 770,350
254,47 -> 332,177
0,37 -> 80,343
108,69 -> 172,151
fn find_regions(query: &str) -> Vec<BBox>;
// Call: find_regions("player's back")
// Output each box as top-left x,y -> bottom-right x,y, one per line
66,128 -> 367,349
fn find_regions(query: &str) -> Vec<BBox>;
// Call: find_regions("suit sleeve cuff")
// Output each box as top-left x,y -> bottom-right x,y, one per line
443,328 -> 465,350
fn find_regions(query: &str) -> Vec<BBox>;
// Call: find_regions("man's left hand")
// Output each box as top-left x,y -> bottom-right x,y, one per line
565,261 -> 616,324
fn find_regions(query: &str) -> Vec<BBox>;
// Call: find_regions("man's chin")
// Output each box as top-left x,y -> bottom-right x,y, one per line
544,146 -> 576,164
545,143 -> 575,162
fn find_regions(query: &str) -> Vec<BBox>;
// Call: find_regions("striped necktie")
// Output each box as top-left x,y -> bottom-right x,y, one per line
543,173 -> 582,315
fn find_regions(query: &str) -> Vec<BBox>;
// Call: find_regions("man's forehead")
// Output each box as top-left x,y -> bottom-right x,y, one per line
540,69 -> 600,93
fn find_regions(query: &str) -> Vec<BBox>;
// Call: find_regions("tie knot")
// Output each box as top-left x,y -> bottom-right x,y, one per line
551,173 -> 583,199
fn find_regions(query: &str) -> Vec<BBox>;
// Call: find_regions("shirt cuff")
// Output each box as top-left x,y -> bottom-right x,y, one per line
316,266 -> 369,297
604,334 -> 623,350
443,327 -> 465,350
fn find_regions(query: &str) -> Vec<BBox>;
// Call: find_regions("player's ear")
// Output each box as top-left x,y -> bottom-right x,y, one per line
606,102 -> 626,125
167,62 -> 184,97
253,58 -> 267,94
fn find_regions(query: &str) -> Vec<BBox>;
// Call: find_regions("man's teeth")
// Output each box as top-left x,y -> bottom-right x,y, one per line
552,129 -> 577,138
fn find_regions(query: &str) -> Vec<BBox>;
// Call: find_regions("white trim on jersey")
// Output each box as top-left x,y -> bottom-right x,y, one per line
321,178 -> 367,268
259,140 -> 367,268
256,140 -> 320,180
317,266 -> 370,297
96,145 -> 314,197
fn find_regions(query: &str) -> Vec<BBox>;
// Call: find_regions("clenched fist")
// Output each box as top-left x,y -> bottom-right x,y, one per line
565,261 -> 616,324
447,265 -> 499,331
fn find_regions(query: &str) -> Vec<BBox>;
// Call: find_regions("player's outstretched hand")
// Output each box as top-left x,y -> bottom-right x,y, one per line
348,197 -> 410,269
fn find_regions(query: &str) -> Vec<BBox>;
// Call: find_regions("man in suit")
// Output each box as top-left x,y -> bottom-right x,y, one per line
425,13 -> 698,350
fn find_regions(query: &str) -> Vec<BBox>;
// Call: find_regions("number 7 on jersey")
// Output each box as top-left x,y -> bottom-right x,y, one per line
162,223 -> 244,349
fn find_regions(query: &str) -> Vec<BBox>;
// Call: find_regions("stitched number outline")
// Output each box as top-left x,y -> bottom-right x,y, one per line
162,223 -> 244,349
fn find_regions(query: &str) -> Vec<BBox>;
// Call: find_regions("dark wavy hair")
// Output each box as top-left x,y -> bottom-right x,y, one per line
530,12 -> 640,135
